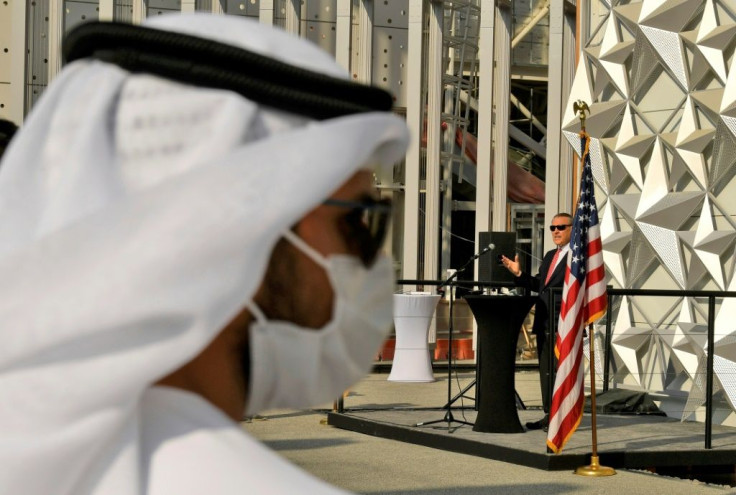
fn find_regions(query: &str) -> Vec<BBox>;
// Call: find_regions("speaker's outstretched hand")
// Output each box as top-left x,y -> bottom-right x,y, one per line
500,254 -> 521,277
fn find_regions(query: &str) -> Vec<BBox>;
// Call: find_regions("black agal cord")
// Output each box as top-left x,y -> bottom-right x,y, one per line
63,21 -> 394,121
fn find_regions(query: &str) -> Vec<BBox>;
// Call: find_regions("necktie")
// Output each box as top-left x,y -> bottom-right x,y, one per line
545,249 -> 561,285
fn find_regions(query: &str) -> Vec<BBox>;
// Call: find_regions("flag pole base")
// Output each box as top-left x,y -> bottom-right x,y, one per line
575,456 -> 616,477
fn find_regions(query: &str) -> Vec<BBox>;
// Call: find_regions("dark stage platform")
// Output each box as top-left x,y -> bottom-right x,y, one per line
327,407 -> 736,471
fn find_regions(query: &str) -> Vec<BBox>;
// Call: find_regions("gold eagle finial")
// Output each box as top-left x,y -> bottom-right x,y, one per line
573,100 -> 589,131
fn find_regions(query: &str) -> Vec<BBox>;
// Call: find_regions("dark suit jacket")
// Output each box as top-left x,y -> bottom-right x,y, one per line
513,248 -> 566,337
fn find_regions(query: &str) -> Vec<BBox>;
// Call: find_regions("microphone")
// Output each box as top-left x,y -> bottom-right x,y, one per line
471,243 -> 495,260
441,243 -> 496,289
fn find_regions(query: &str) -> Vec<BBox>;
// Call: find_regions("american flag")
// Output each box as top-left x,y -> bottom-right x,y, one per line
546,131 -> 607,453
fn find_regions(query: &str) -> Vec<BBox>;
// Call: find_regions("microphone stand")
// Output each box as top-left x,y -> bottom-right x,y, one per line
414,245 -> 492,431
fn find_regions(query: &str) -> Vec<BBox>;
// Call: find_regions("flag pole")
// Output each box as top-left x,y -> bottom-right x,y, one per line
575,323 -> 615,476
571,102 -> 615,476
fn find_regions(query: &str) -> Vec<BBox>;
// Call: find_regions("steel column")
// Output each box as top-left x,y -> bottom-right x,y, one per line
401,0 -> 424,287
474,0 -> 495,281
491,4 -> 510,231
424,0 -> 443,282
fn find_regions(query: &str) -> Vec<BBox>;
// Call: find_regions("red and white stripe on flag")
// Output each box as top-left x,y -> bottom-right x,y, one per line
546,131 -> 607,453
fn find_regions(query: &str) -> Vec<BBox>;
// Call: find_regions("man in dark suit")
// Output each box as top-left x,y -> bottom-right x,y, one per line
500,213 -> 573,431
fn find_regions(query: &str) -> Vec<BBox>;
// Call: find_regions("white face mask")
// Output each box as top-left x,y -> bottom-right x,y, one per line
245,230 -> 394,416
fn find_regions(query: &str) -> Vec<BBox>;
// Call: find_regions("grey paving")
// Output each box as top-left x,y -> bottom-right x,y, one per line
243,370 -> 736,494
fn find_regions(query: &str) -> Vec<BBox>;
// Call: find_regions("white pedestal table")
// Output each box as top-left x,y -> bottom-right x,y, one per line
387,293 -> 441,382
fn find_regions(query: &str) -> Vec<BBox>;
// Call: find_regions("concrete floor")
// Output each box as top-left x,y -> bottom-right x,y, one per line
243,370 -> 735,494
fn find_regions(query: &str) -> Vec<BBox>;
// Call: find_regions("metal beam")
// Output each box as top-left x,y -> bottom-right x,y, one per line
462,89 -> 547,158
99,0 -> 114,20
401,0 -> 424,285
181,0 -> 196,12
544,0 -> 576,250
285,0 -> 300,35
424,0 -> 443,281
132,0 -> 147,24
8,0 -> 26,122
511,0 -> 549,49
212,0 -> 224,14
356,0 -> 374,83
48,0 -> 64,83
475,0 -> 495,276
335,0 -> 352,71
260,0 -> 274,25
509,124 -> 546,159
492,5 -> 511,231
510,92 -> 547,137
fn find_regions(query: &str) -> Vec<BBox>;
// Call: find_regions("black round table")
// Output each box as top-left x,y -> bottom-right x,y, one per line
464,295 -> 534,433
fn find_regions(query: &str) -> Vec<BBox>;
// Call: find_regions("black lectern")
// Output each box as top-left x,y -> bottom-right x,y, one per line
465,295 -> 534,433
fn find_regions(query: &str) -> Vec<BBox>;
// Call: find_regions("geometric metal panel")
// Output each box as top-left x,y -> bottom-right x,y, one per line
636,191 -> 704,230
626,226 -> 658,288
613,2 -> 642,35
576,0 -> 736,423
588,136 -> 609,194
637,222 -> 685,288
600,201 -> 632,287
684,354 -> 736,421
639,25 -> 688,91
630,27 -> 660,97
638,0 -> 701,33
710,118 -> 736,194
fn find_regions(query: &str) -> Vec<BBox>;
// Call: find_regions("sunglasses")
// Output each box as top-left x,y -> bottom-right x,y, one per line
323,197 -> 392,267
549,224 -> 571,232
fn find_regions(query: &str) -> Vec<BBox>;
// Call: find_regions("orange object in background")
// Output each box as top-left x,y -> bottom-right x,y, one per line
433,338 -> 475,360
375,338 -> 396,361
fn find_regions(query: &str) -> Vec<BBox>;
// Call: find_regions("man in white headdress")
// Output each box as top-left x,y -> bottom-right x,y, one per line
0,13 -> 408,495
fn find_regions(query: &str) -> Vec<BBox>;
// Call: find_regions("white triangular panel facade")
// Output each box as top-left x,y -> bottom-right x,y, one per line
574,0 -> 736,424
